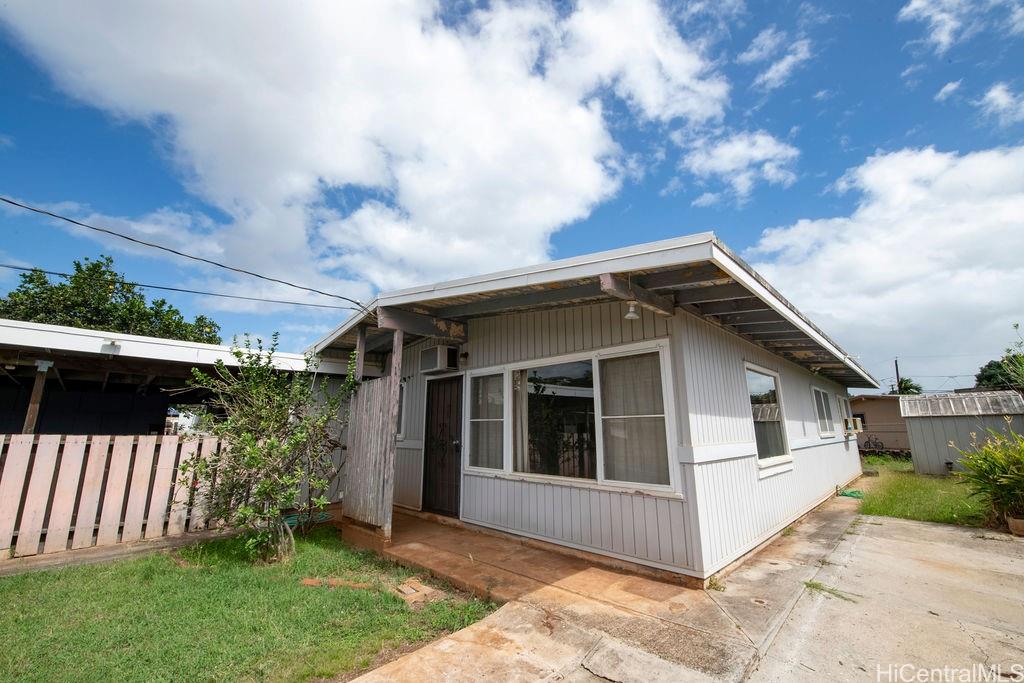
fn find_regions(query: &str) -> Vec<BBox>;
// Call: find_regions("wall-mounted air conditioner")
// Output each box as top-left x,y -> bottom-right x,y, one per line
420,345 -> 459,374
843,417 -> 864,434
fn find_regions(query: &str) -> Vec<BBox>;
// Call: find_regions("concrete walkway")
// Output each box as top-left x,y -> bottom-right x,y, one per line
356,497 -> 1024,682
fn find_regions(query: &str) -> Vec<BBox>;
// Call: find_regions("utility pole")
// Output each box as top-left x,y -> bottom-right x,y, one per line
894,358 -> 902,393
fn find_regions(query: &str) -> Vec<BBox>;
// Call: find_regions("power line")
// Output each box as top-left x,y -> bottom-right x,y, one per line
1,196 -> 368,312
0,263 -> 359,312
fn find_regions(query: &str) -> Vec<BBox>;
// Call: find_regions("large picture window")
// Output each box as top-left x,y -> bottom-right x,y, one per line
812,387 -> 835,436
469,374 -> 504,469
745,368 -> 788,460
599,352 -> 669,485
512,360 -> 597,479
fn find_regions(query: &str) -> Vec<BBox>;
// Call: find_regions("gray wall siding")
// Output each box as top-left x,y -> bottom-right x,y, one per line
394,446 -> 423,508
688,441 -> 861,572
676,313 -> 838,452
461,472 -> 694,570
675,312 -> 861,574
466,301 -> 671,369
907,414 -> 1021,475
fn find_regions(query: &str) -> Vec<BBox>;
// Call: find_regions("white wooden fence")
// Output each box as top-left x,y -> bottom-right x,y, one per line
0,434 -> 219,558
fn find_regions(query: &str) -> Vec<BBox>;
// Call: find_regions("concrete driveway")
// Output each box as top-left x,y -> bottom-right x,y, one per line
354,498 -> 1024,682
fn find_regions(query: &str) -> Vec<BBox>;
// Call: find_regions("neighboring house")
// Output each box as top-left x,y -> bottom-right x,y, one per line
849,394 -> 910,452
313,232 -> 878,582
899,391 -> 1024,475
0,318 -> 347,435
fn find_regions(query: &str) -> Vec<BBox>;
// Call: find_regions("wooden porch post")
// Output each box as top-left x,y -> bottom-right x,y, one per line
22,360 -> 53,434
354,325 -> 366,381
380,329 -> 403,540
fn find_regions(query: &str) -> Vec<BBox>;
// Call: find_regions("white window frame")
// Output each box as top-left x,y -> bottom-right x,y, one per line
461,339 -> 679,494
811,386 -> 836,438
466,372 -> 505,470
743,361 -> 792,468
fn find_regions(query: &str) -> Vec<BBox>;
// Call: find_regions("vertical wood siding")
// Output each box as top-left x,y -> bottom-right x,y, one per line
461,472 -> 694,571
343,376 -> 397,530
466,301 -> 671,369
394,447 -> 423,508
675,312 -> 861,574
906,415 -> 1022,475
689,440 -> 861,572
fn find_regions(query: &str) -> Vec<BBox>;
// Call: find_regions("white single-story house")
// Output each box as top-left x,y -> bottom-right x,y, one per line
312,232 -> 877,581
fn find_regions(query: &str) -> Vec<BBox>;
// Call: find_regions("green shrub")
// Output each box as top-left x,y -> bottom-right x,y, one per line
955,420 -> 1024,522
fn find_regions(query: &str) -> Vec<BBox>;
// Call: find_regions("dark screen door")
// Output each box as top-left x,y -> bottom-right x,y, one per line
422,375 -> 462,517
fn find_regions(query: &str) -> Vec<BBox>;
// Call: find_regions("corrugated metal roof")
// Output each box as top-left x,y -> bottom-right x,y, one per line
899,391 -> 1024,418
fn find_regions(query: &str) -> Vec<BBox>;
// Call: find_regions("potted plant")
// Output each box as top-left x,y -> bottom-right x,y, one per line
955,421 -> 1024,535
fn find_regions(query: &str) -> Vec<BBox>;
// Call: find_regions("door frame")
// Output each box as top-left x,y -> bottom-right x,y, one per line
420,371 -> 464,518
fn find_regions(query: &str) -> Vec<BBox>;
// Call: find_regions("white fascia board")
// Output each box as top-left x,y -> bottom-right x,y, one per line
708,244 -> 879,388
309,298 -> 380,355
0,318 -> 346,375
309,235 -> 716,353
379,233 -> 716,307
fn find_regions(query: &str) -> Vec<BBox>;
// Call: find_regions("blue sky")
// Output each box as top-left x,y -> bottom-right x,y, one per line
1,0 -> 1023,391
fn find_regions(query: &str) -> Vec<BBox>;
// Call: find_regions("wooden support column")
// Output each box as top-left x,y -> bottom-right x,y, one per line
380,328 -> 403,540
354,325 -> 367,381
22,360 -> 53,434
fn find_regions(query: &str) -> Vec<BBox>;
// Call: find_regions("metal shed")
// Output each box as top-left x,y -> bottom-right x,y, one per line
899,391 -> 1024,475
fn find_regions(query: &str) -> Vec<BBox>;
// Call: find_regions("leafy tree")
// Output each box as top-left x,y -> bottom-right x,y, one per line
0,255 -> 221,343
975,359 -> 1021,389
180,335 -> 356,560
889,377 -> 923,395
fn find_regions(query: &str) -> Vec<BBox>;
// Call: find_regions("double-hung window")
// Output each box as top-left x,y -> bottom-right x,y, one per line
599,352 -> 669,485
469,374 -> 504,469
467,343 -> 673,489
812,387 -> 835,436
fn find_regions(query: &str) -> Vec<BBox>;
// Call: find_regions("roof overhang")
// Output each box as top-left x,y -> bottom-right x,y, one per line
311,232 -> 878,389
0,318 -> 348,384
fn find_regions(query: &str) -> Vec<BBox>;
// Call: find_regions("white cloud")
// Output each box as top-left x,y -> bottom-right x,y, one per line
0,0 -> 729,299
736,26 -> 786,64
747,145 -> 1024,389
681,131 -> 799,200
897,0 -> 1023,53
0,133 -> 13,149
934,79 -> 962,101
691,191 -> 721,207
753,39 -> 812,91
812,89 -> 831,101
975,82 -> 1024,125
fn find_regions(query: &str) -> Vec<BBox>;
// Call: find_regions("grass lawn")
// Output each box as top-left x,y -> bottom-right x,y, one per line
0,528 -> 492,682
859,455 -> 989,527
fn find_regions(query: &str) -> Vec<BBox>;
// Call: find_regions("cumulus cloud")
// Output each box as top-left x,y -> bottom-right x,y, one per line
975,82 -> 1024,125
934,79 -> 962,101
0,0 -> 728,301
746,145 -> 1024,389
753,39 -> 812,91
736,26 -> 786,64
681,131 -> 799,200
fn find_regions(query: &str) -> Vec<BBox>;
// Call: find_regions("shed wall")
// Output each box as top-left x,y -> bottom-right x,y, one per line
906,414 -> 1022,475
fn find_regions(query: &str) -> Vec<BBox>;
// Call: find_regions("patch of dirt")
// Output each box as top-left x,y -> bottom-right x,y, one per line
327,638 -> 440,683
301,577 -> 375,590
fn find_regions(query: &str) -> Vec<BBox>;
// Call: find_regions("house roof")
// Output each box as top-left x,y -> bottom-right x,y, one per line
0,318 -> 348,379
311,232 -> 878,388
899,390 -> 1024,418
